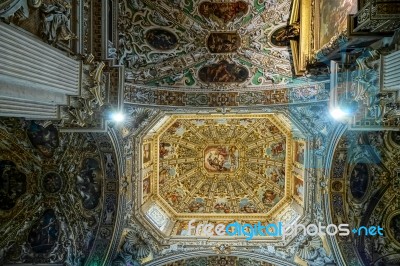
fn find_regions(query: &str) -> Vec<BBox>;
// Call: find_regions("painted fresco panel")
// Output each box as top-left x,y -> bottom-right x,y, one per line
199,1 -> 248,25
0,160 -> 26,210
319,0 -> 357,46
349,163 -> 369,200
76,158 -> 101,209
28,209 -> 59,253
27,122 -> 59,158
207,32 -> 240,53
145,28 -> 178,50
198,61 -> 248,83
204,145 -> 239,172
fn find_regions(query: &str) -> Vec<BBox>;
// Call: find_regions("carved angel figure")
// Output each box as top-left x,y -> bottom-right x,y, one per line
40,2 -> 75,44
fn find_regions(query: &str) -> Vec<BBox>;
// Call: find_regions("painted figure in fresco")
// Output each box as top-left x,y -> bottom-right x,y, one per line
239,199 -> 257,213
214,202 -> 230,213
143,178 -> 150,195
262,190 -> 276,205
207,33 -> 240,53
199,61 -> 248,83
145,29 -> 178,50
295,178 -> 304,199
349,163 -> 369,200
188,199 -> 204,213
143,143 -> 151,163
159,143 -> 174,159
295,142 -> 305,164
267,166 -> 285,188
76,158 -> 101,209
205,145 -> 238,172
28,210 -> 59,253
199,1 -> 248,25
0,160 -> 27,210
271,141 -> 285,156
27,122 -> 59,157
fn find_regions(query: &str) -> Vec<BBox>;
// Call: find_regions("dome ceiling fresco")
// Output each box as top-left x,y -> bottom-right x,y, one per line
118,0 -> 296,90
136,113 -> 306,237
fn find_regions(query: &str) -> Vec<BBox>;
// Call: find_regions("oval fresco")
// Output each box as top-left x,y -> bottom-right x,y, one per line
145,28 -> 178,50
198,61 -> 248,83
0,160 -> 26,210
207,32 -> 240,53
42,172 -> 63,193
389,214 -> 400,244
199,1 -> 248,25
27,121 -> 59,158
28,209 -> 59,253
349,163 -> 369,200
77,158 -> 101,209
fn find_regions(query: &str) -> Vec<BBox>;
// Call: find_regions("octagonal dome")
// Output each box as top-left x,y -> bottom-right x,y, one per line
138,113 -> 305,237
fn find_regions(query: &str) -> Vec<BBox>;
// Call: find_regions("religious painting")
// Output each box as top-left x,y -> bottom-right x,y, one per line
76,158 -> 102,209
265,140 -> 286,161
159,165 -> 177,186
143,143 -> 151,164
389,214 -> 400,244
265,166 -> 285,188
159,143 -> 175,159
164,188 -> 185,206
187,198 -> 205,213
261,189 -> 279,207
294,176 -> 304,200
270,24 -> 299,46
198,61 -> 249,83
204,145 -> 239,172
143,177 -> 151,196
27,121 -> 59,158
0,160 -> 26,210
42,172 -> 63,193
207,32 -> 240,53
145,28 -> 178,50
349,163 -> 369,200
319,0 -> 357,47
239,198 -> 257,213
28,209 -> 59,253
213,198 -> 231,213
294,141 -> 305,165
199,1 -> 248,25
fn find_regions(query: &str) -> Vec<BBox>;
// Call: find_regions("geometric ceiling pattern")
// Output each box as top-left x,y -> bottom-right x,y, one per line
137,113 -> 305,238
2,0 -> 400,265
119,0 -> 296,91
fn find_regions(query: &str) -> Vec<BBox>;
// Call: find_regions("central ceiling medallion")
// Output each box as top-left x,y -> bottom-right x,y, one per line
207,32 -> 240,53
204,145 -> 239,173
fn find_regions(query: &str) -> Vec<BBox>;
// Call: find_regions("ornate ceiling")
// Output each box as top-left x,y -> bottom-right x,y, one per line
1,0 -> 400,265
131,112 -> 306,240
118,0 -> 297,91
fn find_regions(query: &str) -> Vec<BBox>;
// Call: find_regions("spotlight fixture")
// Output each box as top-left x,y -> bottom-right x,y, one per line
111,112 -> 125,122
329,107 -> 348,120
